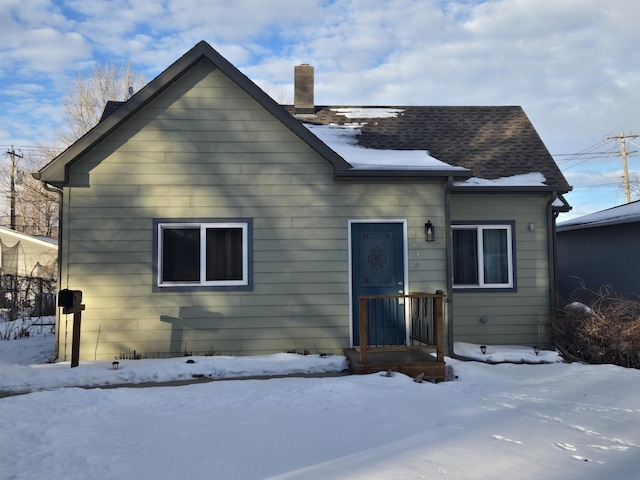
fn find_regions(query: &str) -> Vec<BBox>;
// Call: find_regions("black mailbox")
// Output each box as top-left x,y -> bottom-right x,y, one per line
58,289 -> 83,309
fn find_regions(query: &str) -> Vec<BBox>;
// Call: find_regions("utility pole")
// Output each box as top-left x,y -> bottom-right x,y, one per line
607,132 -> 639,204
5,146 -> 23,230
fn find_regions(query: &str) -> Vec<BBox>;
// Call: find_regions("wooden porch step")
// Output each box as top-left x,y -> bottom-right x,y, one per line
343,348 -> 446,380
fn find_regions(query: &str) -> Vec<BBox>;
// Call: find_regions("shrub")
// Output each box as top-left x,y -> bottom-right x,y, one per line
550,285 -> 640,368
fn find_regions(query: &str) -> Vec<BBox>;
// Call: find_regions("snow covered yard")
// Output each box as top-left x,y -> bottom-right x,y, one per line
2,330 -> 640,479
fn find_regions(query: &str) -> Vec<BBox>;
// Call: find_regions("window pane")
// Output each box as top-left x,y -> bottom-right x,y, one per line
206,228 -> 243,281
483,229 -> 508,284
162,228 -> 200,282
453,229 -> 478,285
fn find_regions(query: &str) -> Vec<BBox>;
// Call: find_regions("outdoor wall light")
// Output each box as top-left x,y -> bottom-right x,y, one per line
425,221 -> 434,242
533,346 -> 540,356
480,345 -> 487,355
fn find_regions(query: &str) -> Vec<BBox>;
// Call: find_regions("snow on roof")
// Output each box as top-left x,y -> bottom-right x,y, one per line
304,123 -> 467,170
454,172 -> 547,187
558,199 -> 640,230
330,107 -> 405,119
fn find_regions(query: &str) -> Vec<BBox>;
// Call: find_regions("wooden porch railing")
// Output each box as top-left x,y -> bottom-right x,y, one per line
358,293 -> 445,365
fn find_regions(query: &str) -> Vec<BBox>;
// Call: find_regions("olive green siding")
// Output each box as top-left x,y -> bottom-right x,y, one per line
57,59 -> 447,361
450,193 -> 552,347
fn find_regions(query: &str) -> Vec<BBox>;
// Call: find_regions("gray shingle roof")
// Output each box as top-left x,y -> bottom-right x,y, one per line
284,105 -> 570,191
99,101 -> 125,122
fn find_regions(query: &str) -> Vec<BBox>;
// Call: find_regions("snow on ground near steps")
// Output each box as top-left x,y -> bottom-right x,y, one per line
454,341 -> 563,363
2,334 -> 640,479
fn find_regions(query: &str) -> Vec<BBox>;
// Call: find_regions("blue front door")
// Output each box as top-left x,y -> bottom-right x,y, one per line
351,222 -> 406,346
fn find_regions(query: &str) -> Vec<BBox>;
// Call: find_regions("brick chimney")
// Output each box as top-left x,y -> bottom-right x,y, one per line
294,64 -> 314,115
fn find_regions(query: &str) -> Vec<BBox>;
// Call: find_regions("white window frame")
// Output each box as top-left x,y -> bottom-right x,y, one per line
157,221 -> 250,288
452,224 -> 514,289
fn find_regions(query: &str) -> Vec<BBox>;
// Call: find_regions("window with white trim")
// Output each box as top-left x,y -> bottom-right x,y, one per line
452,224 -> 514,289
156,220 -> 251,289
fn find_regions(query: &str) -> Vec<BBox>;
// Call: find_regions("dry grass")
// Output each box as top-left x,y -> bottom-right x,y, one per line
551,285 -> 640,368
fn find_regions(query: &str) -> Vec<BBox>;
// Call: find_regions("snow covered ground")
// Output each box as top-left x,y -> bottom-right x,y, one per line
2,328 -> 640,479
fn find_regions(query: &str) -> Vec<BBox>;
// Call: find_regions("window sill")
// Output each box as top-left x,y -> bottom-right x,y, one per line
453,286 -> 517,293
153,284 -> 253,292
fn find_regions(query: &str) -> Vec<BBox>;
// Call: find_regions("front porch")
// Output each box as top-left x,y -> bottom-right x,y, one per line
344,293 -> 446,380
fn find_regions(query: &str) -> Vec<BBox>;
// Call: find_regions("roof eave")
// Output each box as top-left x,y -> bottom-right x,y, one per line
333,168 -> 472,182
451,185 -> 572,194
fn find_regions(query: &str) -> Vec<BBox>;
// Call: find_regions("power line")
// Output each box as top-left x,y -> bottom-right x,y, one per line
568,185 -> 624,204
553,151 -> 614,157
554,138 -> 618,169
0,144 -> 41,149
571,182 -> 620,189
0,145 -> 52,157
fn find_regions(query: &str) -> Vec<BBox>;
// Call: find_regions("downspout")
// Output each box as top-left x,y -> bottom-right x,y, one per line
445,177 -> 481,362
546,191 -> 559,314
444,177 -> 457,357
32,173 -> 63,362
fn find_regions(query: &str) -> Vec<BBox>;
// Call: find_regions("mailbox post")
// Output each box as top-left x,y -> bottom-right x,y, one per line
58,289 -> 85,368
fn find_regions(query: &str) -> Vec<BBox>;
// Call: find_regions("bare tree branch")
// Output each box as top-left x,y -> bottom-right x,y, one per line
9,63 -> 146,239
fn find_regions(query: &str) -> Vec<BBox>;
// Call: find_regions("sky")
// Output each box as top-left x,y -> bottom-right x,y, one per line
1,0 -> 639,220
3,330 -> 640,479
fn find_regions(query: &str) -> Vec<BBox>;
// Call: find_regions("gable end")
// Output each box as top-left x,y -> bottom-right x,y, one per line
36,41 -> 352,187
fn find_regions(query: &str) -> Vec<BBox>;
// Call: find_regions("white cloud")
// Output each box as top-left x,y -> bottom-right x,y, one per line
5,0 -> 72,29
162,0 -> 324,42
12,28 -> 90,72
0,1 -> 91,75
564,169 -> 626,188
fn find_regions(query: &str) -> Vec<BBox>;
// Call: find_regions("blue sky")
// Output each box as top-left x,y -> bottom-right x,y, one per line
1,0 -> 639,220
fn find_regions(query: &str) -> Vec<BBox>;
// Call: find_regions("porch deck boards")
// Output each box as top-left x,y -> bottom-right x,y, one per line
343,348 -> 446,379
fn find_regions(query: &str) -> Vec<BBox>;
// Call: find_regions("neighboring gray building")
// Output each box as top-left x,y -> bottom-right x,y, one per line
557,201 -> 640,299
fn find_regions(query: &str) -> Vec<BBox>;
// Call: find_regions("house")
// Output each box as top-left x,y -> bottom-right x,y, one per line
557,201 -> 640,299
34,41 -> 571,365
